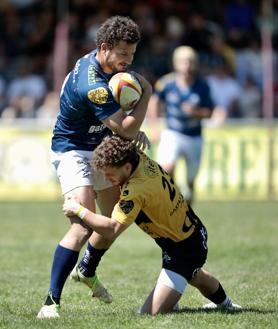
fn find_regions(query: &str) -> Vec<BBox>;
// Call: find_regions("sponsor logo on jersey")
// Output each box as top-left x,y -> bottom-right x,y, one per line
87,87 -> 108,104
73,59 -> 81,83
88,65 -> 96,85
88,124 -> 106,133
119,200 -> 134,214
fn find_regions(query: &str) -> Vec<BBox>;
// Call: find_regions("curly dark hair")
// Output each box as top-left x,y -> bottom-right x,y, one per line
92,135 -> 138,170
96,16 -> 141,50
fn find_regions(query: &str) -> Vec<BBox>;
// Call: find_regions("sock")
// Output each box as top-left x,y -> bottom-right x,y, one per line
46,245 -> 79,305
45,295 -> 60,306
78,242 -> 108,277
220,296 -> 232,307
206,283 -> 227,305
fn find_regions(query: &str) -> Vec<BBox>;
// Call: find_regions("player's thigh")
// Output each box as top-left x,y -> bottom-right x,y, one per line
52,149 -> 112,197
65,186 -> 96,211
156,130 -> 181,171
62,187 -> 96,245
140,269 -> 184,315
161,225 -> 208,283
181,136 -> 203,182
52,150 -> 93,195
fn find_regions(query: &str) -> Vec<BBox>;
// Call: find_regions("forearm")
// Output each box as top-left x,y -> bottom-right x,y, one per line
76,206 -> 119,240
192,107 -> 212,119
120,91 -> 152,138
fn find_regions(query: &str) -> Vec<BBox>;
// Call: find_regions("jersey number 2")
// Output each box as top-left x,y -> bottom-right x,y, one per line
159,165 -> 176,201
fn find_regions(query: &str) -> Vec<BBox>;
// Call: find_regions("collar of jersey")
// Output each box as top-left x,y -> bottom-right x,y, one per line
89,49 -> 113,81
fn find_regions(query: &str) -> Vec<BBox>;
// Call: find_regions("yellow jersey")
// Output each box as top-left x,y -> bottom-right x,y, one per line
111,152 -> 201,242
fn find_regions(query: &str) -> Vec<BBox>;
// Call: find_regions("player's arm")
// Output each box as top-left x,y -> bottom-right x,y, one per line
182,103 -> 212,119
63,198 -> 129,240
102,73 -> 152,140
182,81 -> 214,119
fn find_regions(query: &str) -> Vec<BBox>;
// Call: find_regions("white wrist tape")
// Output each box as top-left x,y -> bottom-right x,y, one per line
76,205 -> 87,220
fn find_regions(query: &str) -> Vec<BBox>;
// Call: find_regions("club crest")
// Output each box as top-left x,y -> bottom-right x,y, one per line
88,87 -> 108,104
119,200 -> 134,214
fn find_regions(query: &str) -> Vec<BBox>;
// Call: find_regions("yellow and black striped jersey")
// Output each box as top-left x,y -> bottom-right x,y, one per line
111,152 -> 200,242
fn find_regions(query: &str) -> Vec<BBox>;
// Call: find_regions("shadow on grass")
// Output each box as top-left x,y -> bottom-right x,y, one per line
177,307 -> 277,315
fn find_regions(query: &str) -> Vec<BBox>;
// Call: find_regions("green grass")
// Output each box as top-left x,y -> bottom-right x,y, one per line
0,201 -> 277,329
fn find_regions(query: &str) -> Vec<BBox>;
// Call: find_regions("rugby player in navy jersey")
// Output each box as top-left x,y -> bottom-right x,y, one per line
37,16 -> 152,319
63,135 -> 242,315
148,46 -> 213,205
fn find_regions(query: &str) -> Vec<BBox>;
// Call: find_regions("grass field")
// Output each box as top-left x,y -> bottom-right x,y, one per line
0,201 -> 277,329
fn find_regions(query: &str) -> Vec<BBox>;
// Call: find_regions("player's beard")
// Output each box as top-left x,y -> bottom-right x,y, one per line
106,59 -> 128,74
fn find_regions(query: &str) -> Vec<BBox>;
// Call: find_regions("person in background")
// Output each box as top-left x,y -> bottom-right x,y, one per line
36,91 -> 59,119
1,57 -> 46,119
147,46 -> 213,205
63,135 -> 242,315
237,76 -> 261,118
206,58 -> 241,124
37,15 -> 152,319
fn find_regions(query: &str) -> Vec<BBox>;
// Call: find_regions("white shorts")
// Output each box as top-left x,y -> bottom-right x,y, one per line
157,129 -> 203,183
51,150 -> 112,195
157,268 -> 187,294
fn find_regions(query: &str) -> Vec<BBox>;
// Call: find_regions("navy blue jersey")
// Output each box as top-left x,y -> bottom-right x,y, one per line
51,50 -> 121,152
154,73 -> 213,136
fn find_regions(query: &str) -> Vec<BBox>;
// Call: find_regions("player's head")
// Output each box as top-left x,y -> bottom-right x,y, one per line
92,135 -> 139,186
96,16 -> 140,73
172,46 -> 198,76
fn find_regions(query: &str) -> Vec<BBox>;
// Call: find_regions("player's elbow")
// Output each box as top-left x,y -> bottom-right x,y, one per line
105,221 -> 124,240
103,227 -> 116,241
114,125 -> 137,140
97,223 -> 115,241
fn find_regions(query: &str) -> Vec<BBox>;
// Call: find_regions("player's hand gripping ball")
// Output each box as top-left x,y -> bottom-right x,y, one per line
109,72 -> 142,111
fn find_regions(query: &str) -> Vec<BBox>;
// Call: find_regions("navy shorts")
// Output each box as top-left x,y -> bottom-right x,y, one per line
155,225 -> 208,282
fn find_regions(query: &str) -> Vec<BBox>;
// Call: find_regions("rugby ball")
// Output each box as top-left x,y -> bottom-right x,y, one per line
109,72 -> 142,111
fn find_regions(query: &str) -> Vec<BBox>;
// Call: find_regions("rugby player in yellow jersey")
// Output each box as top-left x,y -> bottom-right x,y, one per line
63,135 -> 242,315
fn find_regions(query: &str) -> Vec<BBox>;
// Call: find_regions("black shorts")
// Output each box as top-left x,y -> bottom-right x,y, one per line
155,225 -> 208,282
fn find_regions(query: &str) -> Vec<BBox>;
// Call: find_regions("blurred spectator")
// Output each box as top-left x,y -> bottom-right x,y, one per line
235,36 -> 262,87
208,33 -> 236,74
224,0 -> 257,48
207,58 -> 241,124
1,7 -> 25,60
36,91 -> 59,119
182,11 -> 224,74
1,57 -> 47,119
182,12 -> 213,58
0,0 -> 276,121
237,76 -> 261,118
165,16 -> 185,50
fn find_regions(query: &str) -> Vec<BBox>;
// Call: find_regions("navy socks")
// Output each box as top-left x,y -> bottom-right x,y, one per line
78,242 -> 108,277
47,245 -> 79,304
206,283 -> 227,304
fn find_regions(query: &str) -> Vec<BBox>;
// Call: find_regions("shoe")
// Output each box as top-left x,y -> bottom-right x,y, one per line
202,301 -> 242,311
70,265 -> 112,303
37,304 -> 60,319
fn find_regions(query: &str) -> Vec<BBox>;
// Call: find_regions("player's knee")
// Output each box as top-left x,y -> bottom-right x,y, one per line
189,267 -> 205,287
69,221 -> 92,240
